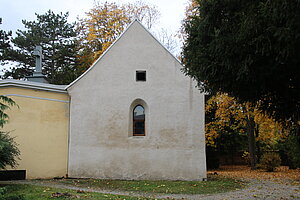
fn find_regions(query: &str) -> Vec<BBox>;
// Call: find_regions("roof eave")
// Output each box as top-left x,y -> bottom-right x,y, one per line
0,79 -> 67,94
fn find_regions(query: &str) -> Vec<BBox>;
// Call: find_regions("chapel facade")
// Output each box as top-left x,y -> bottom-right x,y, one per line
0,20 -> 206,181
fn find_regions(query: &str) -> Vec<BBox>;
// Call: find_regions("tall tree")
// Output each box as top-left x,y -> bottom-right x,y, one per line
2,10 -> 80,85
0,95 -> 20,169
77,1 -> 160,72
182,0 -> 300,127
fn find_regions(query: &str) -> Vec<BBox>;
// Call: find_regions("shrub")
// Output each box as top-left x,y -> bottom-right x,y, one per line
259,152 -> 281,172
279,126 -> 300,169
0,131 -> 20,169
0,187 -> 7,195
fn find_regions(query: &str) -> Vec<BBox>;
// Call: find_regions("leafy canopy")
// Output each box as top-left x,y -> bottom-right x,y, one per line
182,0 -> 300,123
206,93 -> 286,151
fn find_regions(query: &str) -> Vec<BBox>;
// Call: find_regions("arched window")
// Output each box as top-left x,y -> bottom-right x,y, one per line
133,105 -> 145,136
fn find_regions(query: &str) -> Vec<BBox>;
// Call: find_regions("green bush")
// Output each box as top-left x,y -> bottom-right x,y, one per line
259,152 -> 281,172
279,126 -> 300,169
0,187 -> 7,195
0,131 -> 20,169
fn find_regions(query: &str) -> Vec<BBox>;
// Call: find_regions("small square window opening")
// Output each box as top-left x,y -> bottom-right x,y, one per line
136,71 -> 146,81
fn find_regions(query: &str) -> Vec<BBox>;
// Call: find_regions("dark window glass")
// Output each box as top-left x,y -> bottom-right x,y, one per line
136,71 -> 146,81
133,105 -> 145,136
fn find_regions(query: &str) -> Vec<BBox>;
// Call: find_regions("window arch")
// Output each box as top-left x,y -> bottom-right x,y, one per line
133,105 -> 145,136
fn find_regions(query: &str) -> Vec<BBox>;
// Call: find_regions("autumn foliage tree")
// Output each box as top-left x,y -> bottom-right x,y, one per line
77,1 -> 160,72
205,93 -> 247,168
206,93 -> 285,169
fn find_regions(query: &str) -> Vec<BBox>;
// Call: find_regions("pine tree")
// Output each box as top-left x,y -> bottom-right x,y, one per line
0,18 -> 12,63
2,10 -> 80,85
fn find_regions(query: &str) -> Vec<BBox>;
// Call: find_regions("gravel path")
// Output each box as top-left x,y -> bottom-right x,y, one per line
1,178 -> 300,200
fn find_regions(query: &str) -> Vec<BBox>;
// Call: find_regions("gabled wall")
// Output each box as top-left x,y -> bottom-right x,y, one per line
68,21 -> 206,180
1,86 -> 69,179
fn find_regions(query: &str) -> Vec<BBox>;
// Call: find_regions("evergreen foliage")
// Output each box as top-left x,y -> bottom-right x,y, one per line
0,131 -> 20,169
0,96 -> 19,169
182,0 -> 300,124
0,96 -> 16,128
0,18 -> 12,63
279,126 -> 300,168
2,10 -> 80,85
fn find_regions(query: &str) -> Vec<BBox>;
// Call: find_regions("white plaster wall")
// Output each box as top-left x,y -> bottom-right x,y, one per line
67,21 -> 206,180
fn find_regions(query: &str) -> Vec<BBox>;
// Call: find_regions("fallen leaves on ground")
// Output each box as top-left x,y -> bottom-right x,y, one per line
51,192 -> 80,198
209,165 -> 300,183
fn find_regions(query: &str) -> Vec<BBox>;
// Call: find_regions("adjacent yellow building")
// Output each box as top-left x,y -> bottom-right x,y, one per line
0,80 -> 69,179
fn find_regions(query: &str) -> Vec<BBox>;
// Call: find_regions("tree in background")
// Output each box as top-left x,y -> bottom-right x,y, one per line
0,18 -> 12,64
0,96 -> 19,169
2,10 -> 80,85
179,0 -> 199,43
77,1 -> 161,72
155,28 -> 178,55
182,0 -> 300,126
205,93 -> 247,169
206,93 -> 286,169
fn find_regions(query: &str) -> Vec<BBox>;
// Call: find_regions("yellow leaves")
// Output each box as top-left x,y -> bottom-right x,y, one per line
76,1 -> 160,71
206,92 -> 288,149
205,93 -> 246,147
43,188 -> 51,192
77,2 -> 132,71
206,93 -> 244,122
210,165 -> 300,181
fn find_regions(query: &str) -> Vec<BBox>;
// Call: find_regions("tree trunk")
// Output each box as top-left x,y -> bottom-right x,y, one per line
246,116 -> 256,170
255,123 -> 261,162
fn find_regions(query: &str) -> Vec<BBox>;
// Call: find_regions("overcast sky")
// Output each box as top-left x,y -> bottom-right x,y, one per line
0,0 -> 189,34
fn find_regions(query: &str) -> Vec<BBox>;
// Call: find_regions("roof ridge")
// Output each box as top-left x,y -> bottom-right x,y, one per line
66,20 -> 182,90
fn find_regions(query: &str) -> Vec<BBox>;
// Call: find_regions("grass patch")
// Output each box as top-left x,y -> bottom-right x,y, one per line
0,184 -> 154,200
57,175 -> 243,194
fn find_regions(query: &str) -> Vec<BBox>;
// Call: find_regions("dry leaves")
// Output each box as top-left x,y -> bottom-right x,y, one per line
209,165 -> 300,182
